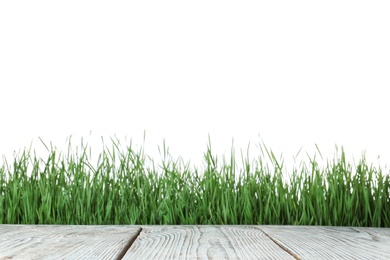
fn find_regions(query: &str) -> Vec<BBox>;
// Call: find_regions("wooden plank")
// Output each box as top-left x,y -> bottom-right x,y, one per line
2,225 -> 389,259
259,225 -> 390,259
123,225 -> 295,259
0,225 -> 141,260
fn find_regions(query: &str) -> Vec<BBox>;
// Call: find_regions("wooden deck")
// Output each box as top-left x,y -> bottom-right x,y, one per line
0,225 -> 389,259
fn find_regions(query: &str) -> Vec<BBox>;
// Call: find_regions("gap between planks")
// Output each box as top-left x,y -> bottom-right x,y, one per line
257,227 -> 300,260
116,227 -> 142,260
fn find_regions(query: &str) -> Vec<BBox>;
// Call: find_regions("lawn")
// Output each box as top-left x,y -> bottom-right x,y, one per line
1,137 -> 389,226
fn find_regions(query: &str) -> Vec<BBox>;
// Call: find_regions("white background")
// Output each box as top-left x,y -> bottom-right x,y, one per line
1,1 -> 389,172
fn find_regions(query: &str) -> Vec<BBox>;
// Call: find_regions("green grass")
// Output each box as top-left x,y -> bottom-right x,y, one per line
0,137 -> 389,226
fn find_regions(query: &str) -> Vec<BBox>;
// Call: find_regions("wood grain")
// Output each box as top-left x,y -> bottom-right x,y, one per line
0,225 -> 141,260
259,225 -> 390,259
1,225 -> 389,259
123,225 -> 294,259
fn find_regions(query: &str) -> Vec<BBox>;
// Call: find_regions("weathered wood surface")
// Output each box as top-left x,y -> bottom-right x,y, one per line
123,225 -> 294,259
1,225 -> 390,259
259,225 -> 390,259
0,225 -> 141,260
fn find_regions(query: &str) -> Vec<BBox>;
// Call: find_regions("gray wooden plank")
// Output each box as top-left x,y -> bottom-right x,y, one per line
123,225 -> 294,259
0,225 -> 141,260
259,226 -> 390,259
